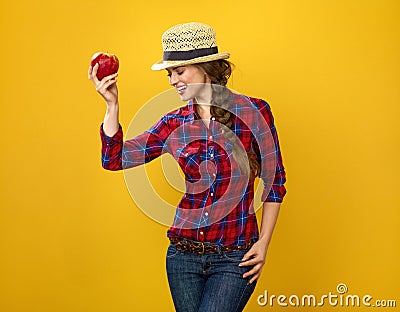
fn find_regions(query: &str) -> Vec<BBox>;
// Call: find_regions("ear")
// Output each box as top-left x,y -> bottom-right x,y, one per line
193,64 -> 211,83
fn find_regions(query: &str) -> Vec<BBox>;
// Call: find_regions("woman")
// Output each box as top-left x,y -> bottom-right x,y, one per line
89,22 -> 286,312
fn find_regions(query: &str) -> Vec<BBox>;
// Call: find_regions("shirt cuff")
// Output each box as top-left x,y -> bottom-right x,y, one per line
261,185 -> 286,203
100,123 -> 123,145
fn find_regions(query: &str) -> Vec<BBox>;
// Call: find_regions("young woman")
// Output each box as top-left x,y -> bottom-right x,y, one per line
89,22 -> 286,312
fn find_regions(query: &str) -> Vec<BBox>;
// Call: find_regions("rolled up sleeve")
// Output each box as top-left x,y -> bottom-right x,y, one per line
252,99 -> 287,203
100,123 -> 124,170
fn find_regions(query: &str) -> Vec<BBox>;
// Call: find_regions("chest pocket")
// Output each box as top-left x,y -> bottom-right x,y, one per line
223,141 -> 233,157
176,146 -> 202,181
218,141 -> 244,175
176,146 -> 200,158
216,141 -> 234,165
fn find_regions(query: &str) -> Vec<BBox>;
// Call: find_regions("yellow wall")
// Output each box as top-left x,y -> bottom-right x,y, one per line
1,0 -> 399,311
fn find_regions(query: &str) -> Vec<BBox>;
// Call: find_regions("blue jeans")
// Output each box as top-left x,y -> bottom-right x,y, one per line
166,243 -> 257,312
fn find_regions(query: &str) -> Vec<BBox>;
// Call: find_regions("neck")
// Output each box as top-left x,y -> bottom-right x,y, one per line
196,103 -> 211,119
194,83 -> 212,105
193,83 -> 212,119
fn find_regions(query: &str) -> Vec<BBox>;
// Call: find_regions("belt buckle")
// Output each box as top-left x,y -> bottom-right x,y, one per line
194,241 -> 205,254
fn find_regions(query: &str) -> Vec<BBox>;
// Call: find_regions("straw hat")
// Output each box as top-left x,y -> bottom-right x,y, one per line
151,22 -> 230,71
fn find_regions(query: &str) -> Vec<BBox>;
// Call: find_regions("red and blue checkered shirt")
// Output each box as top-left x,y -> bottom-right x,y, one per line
100,92 -> 286,246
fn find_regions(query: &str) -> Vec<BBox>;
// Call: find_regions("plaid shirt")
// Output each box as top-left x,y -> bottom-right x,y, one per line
100,92 -> 286,246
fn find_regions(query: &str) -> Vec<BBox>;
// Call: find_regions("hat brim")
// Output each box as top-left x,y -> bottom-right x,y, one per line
151,52 -> 230,71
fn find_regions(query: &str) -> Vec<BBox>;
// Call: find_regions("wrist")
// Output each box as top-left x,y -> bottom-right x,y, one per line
257,235 -> 271,247
106,101 -> 119,111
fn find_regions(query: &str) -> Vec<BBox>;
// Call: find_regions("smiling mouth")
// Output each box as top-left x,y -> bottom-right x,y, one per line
176,85 -> 187,95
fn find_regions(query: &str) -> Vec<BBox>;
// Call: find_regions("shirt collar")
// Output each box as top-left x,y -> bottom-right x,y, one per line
187,99 -> 198,124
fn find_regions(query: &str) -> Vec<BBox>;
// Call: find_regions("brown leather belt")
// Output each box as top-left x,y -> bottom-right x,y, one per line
169,237 -> 256,255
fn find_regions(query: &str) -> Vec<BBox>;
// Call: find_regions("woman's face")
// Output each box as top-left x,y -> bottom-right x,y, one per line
166,65 -> 211,102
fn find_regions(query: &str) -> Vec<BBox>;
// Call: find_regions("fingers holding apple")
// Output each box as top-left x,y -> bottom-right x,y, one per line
88,63 -> 100,83
95,73 -> 119,105
89,52 -> 120,106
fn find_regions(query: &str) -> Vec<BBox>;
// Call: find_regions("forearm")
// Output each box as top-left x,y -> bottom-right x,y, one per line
103,103 -> 120,137
258,201 -> 281,247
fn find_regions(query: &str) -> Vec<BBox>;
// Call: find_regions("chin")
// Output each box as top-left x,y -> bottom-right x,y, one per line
179,90 -> 195,102
179,94 -> 191,102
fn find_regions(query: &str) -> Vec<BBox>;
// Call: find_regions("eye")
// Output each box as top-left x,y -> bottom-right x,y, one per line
176,67 -> 185,75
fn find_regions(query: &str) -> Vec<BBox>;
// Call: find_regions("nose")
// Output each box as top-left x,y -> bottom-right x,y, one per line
169,72 -> 179,86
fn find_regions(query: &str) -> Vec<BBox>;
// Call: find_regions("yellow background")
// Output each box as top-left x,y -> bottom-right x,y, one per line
1,0 -> 399,311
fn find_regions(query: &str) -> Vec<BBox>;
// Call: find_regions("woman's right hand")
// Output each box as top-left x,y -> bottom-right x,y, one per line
88,63 -> 119,106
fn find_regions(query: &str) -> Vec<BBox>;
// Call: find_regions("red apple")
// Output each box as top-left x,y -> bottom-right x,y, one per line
90,52 -> 119,80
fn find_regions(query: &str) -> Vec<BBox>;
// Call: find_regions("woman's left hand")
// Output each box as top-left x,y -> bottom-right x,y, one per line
239,240 -> 268,284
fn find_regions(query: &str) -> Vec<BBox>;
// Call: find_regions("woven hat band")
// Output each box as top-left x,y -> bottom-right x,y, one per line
163,46 -> 219,61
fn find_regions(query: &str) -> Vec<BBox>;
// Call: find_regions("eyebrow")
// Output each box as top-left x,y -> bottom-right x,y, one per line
166,66 -> 184,74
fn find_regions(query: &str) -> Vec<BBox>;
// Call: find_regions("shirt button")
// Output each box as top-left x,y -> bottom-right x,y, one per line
209,135 -> 213,140
210,192 -> 214,197
211,117 -> 215,121
210,154 -> 214,158
205,212 -> 209,216
200,231 -> 204,235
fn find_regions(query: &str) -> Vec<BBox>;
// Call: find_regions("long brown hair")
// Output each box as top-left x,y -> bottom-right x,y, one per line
195,60 -> 260,179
